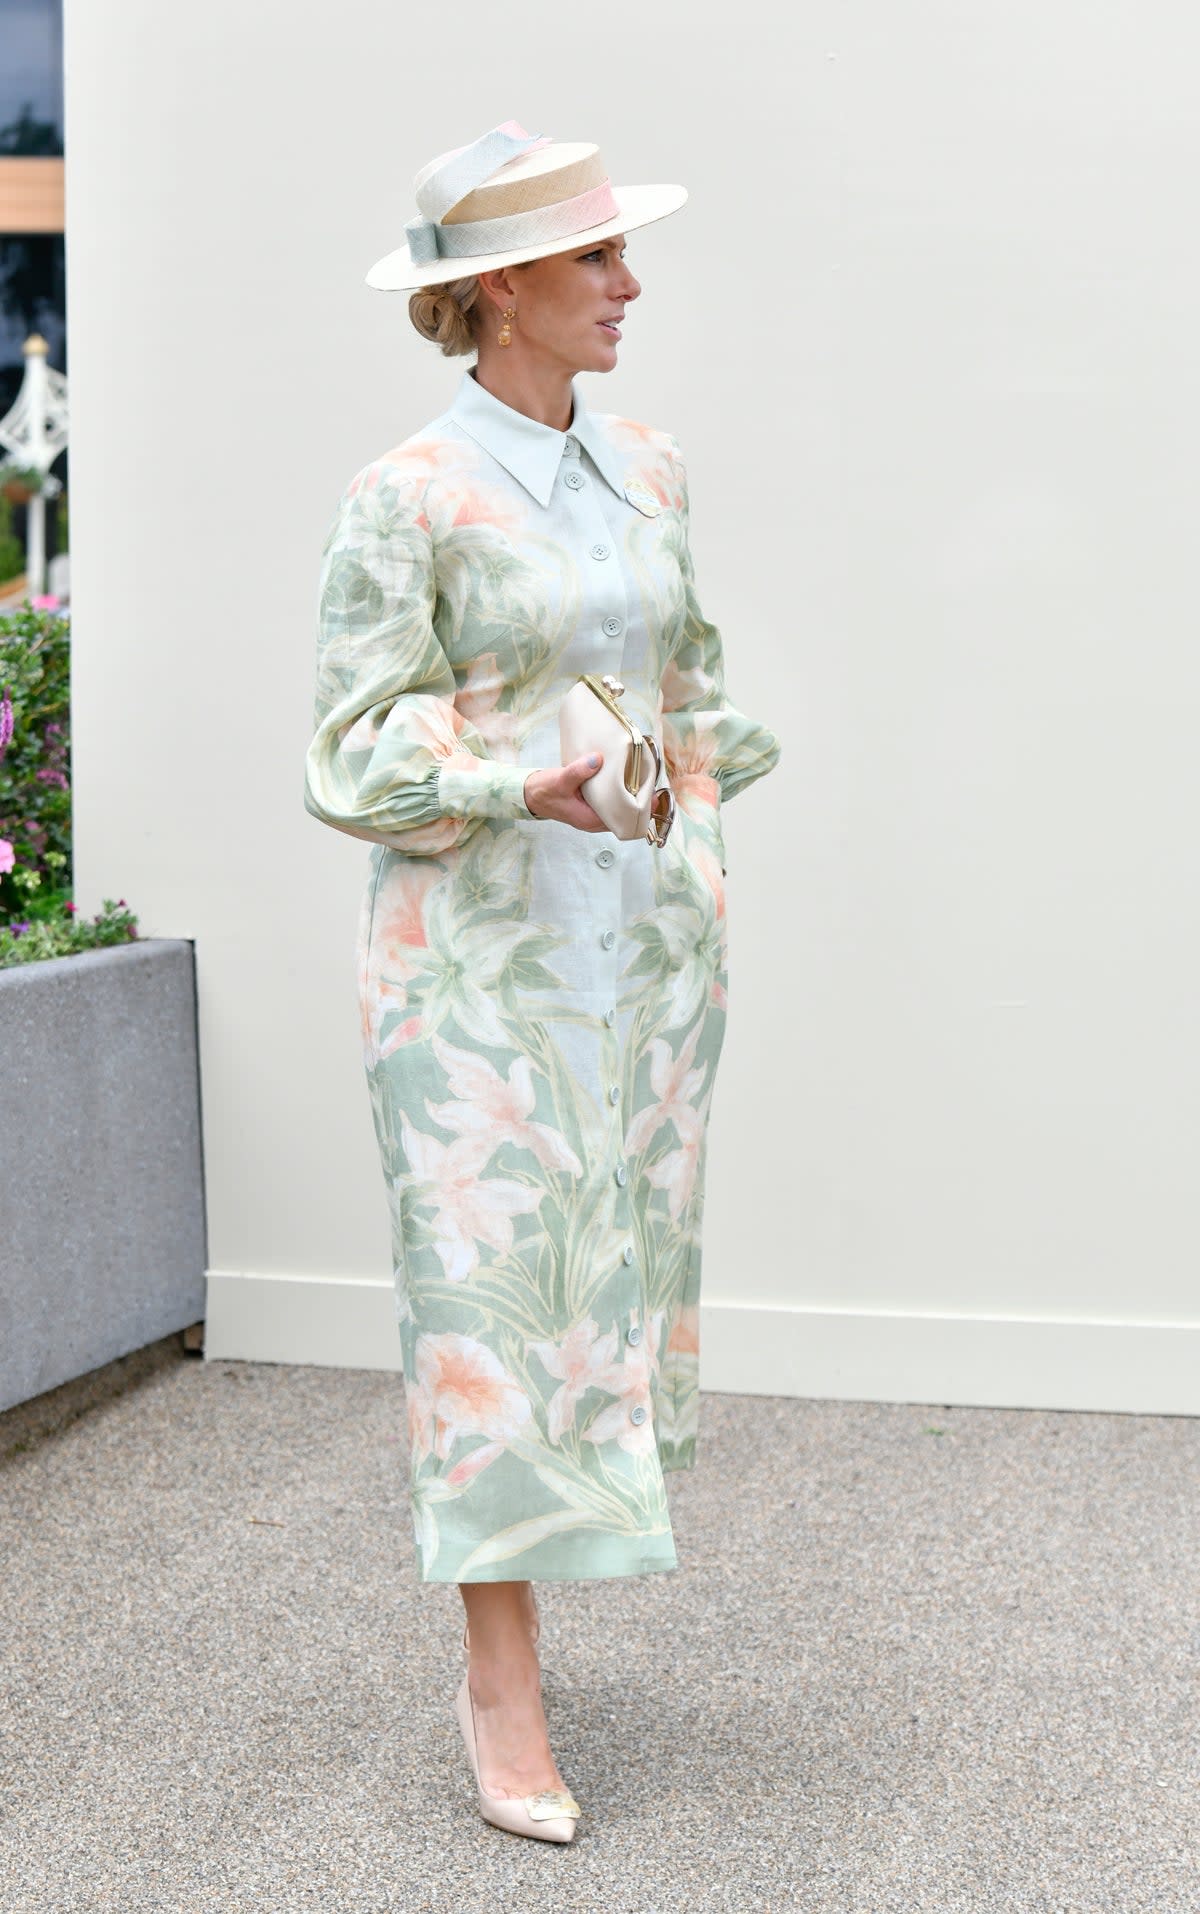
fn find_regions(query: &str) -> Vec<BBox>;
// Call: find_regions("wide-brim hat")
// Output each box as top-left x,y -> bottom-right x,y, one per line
365,119 -> 687,291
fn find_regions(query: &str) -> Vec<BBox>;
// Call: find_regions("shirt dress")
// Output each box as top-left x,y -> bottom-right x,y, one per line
304,366 -> 781,1584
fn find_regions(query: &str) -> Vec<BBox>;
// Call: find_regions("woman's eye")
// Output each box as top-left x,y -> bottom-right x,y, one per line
582,249 -> 626,262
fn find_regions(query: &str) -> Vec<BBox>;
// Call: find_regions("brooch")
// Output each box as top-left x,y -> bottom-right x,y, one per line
623,481 -> 661,518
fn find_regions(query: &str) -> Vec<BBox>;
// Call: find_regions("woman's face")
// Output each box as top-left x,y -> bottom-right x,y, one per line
483,235 -> 642,373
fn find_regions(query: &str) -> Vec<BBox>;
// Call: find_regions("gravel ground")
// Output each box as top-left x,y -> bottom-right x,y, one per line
1,1337 -> 1196,1913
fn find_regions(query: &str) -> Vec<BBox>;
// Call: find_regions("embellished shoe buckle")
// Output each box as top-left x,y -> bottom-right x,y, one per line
526,1787 -> 582,1821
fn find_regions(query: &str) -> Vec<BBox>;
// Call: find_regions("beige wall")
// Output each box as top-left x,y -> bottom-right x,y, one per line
63,0 -> 1199,1411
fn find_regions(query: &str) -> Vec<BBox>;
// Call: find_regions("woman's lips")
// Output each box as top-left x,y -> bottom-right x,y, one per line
599,320 -> 621,337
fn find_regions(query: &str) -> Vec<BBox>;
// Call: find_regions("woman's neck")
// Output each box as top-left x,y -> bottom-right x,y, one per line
470,360 -> 575,432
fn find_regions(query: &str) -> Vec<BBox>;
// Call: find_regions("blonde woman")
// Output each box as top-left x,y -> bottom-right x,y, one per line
304,120 -> 781,1843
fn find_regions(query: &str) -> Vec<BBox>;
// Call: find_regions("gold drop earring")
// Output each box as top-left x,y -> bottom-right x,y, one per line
498,306 -> 517,348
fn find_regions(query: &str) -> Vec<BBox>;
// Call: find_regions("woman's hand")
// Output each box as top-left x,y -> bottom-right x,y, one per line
523,755 -> 611,832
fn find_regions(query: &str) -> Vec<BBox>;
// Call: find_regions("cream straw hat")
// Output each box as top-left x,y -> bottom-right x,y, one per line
365,119 -> 688,291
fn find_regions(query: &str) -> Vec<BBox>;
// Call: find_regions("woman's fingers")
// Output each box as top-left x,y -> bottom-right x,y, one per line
525,756 -> 609,830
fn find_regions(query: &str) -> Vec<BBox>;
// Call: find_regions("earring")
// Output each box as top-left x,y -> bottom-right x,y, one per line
498,306 -> 517,348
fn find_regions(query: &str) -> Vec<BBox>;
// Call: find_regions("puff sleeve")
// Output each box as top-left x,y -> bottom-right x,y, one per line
303,459 -> 533,856
659,436 -> 782,804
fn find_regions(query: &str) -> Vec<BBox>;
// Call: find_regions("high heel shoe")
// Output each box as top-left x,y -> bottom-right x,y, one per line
454,1668 -> 581,1843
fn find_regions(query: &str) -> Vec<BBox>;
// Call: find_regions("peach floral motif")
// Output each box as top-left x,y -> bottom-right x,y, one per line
661,658 -> 717,714
666,1303 -> 700,1357
644,1090 -> 712,1223
687,837 -> 727,923
661,695 -> 723,816
625,1018 -> 708,1156
455,652 -> 521,762
528,1316 -> 623,1443
366,862 -> 443,1060
581,1308 -> 666,1457
426,1035 -> 583,1177
399,1116 -> 544,1282
408,1330 -> 533,1469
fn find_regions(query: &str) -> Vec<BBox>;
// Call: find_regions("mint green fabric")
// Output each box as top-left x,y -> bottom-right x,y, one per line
305,369 -> 781,1582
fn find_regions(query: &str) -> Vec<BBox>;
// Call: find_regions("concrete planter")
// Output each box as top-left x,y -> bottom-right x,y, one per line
0,939 -> 207,1413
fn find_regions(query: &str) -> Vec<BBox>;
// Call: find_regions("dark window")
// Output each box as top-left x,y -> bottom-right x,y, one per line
0,0 -> 64,156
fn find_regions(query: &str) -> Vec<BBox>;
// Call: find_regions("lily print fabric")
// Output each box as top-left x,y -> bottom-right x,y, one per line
305,366 -> 781,1584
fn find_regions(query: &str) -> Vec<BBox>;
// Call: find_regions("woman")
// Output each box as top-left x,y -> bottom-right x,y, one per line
304,120 -> 781,1843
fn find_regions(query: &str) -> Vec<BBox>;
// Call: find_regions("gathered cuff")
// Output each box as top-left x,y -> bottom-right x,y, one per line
436,759 -> 533,822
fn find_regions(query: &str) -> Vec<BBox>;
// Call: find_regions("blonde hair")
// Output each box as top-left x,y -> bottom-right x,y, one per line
407,265 -> 532,356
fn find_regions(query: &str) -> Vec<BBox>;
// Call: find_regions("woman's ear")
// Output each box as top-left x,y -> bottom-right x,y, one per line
478,266 -> 518,313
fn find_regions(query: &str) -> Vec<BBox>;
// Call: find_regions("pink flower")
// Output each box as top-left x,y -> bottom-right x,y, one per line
32,594 -> 59,610
581,1308 -> 666,1457
528,1316 -> 623,1443
688,835 -> 727,927
399,1115 -> 545,1282
625,1017 -> 708,1156
425,1033 -> 583,1177
660,694 -> 723,816
666,1303 -> 700,1357
644,1086 -> 713,1221
361,860 -> 442,1059
407,1330 -> 532,1471
454,652 -> 521,760
0,839 -> 15,875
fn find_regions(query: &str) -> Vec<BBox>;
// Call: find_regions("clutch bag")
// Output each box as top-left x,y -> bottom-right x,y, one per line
558,673 -> 675,846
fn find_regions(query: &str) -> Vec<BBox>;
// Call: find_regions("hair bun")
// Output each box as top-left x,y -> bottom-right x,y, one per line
407,277 -> 481,357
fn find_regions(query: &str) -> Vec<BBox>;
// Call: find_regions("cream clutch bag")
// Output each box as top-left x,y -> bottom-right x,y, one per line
558,673 -> 676,846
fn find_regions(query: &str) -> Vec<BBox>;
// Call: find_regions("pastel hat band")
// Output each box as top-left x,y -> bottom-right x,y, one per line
404,119 -> 620,267
405,180 -> 620,265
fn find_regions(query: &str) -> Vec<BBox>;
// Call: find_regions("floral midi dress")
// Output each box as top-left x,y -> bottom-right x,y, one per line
304,367 -> 781,1583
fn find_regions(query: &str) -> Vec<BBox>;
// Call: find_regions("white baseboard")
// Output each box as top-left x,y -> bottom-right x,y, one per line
202,1271 -> 1200,1416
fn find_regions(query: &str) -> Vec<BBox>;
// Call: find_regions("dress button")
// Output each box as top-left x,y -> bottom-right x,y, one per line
623,1244 -> 634,1264
601,929 -> 616,950
629,1403 -> 647,1425
602,616 -> 623,638
596,847 -> 614,868
563,437 -> 578,456
564,470 -> 585,490
615,1165 -> 628,1186
626,1323 -> 643,1345
590,543 -> 610,561
604,1008 -> 617,1027
609,1085 -> 621,1105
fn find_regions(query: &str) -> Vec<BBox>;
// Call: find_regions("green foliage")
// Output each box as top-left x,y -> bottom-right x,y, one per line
0,896 -> 139,969
0,461 -> 44,494
0,603 -> 142,966
0,602 -> 72,919
0,493 -> 23,584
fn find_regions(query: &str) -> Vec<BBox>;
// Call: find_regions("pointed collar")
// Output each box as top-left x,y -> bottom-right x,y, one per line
448,367 -> 629,508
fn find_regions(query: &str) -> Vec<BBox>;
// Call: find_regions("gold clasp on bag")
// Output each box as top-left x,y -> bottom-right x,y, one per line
578,673 -> 676,847
581,673 -> 646,797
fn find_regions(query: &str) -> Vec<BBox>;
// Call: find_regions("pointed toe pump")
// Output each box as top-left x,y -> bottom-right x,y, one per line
455,1671 -> 581,1842
455,1606 -> 580,1844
